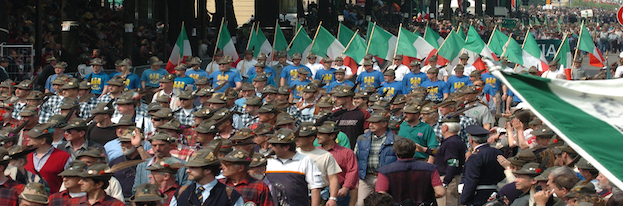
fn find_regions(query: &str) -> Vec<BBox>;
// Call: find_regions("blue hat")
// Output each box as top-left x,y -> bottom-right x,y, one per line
465,125 -> 490,137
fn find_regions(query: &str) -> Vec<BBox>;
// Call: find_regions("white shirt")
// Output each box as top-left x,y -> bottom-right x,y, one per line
305,62 -> 324,77
615,65 -> 623,78
421,64 -> 448,80
169,179 -> 244,206
333,65 -> 354,77
356,64 -> 381,75
388,64 -> 410,81
236,58 -> 258,78
152,89 -> 182,110
205,61 -> 220,74
541,68 -> 564,79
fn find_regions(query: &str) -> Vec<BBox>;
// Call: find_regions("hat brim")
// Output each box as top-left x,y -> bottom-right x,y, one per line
58,170 -> 82,177
367,117 -> 389,123
19,193 -> 49,204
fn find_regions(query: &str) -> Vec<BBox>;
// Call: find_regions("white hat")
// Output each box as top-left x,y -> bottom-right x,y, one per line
619,52 -> 623,58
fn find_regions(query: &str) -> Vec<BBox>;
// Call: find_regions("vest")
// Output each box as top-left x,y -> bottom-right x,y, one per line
377,159 -> 437,205
174,182 -> 241,206
355,131 -> 398,179
24,148 -> 71,194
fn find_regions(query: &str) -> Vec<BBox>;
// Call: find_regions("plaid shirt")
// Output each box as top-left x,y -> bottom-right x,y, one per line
49,190 -> 76,206
163,184 -> 180,206
366,133 -> 386,173
173,106 -> 201,126
79,95 -> 99,119
39,95 -> 64,123
181,126 -> 197,146
69,194 -> 125,206
390,113 -> 403,121
220,176 -> 274,206
0,178 -> 24,206
241,113 -> 259,128
285,105 -> 314,125
11,102 -> 27,120
433,115 -> 477,148
170,144 -> 195,162
2,118 -> 19,129
230,104 -> 245,113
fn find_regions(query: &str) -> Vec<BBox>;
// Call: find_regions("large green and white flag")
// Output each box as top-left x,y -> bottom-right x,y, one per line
553,36 -> 572,69
338,23 -> 355,46
288,22 -> 312,58
366,22 -> 397,60
273,23 -> 288,52
311,25 -> 345,59
491,70 -> 623,191
253,27 -> 272,56
396,27 -> 435,59
502,36 -> 524,66
488,29 -> 510,56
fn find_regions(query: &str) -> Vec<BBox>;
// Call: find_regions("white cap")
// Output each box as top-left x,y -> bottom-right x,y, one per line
619,52 -> 623,58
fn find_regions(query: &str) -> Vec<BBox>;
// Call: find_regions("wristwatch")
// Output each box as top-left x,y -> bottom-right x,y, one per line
329,197 -> 338,201
135,144 -> 143,149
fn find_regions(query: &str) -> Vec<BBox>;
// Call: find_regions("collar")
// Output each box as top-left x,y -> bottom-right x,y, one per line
34,146 -> 55,157
65,139 -> 89,150
225,176 -> 251,186
196,179 -> 218,191
473,143 -> 487,151
78,193 -> 108,205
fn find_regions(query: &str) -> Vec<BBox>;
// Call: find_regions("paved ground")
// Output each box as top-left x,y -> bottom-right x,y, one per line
583,51 -> 617,76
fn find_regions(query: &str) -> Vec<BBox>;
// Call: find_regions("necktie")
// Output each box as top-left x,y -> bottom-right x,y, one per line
196,186 -> 205,202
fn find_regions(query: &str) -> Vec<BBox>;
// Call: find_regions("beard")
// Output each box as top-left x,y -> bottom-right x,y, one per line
122,146 -> 136,156
249,172 -> 265,180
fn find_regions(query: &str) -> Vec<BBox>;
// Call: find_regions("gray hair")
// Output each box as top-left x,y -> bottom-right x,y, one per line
442,122 -> 461,133
551,166 -> 577,180
469,134 -> 488,144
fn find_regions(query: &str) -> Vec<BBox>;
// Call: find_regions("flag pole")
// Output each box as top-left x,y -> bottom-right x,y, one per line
246,22 -> 256,50
287,25 -> 304,50
434,28 -> 453,56
393,24 -> 402,64
210,18 -> 225,73
365,22 -> 377,55
487,24 -> 498,47
572,21 -> 585,77
342,30 -> 360,54
423,21 -> 429,39
306,21 -> 323,64
176,21 -> 185,66
337,23 -> 342,42
552,32 -> 568,61
272,19 -> 279,61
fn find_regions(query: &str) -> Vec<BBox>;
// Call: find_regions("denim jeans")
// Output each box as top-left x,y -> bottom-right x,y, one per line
321,186 -> 351,206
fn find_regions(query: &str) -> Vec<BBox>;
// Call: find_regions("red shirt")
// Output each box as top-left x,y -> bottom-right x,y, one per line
182,126 -> 197,146
375,166 -> 443,192
49,190 -> 77,206
162,183 -> 180,206
320,144 -> 359,189
220,176 -> 274,206
69,194 -> 125,206
0,178 -> 24,206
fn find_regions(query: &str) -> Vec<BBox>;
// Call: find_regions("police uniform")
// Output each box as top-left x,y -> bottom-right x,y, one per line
460,125 -> 505,206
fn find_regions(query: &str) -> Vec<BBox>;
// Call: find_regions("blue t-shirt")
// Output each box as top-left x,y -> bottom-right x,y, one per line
86,72 -> 110,94
281,65 -> 311,85
186,69 -> 209,81
402,72 -> 428,93
447,75 -> 472,93
421,79 -> 449,102
314,68 -> 336,85
45,73 -> 72,93
109,71 -> 121,78
209,70 -> 242,92
356,70 -> 384,88
481,73 -> 501,93
119,73 -> 141,90
483,84 -> 496,96
174,76 -> 196,90
325,80 -> 355,92
507,89 -> 522,102
378,81 -> 404,99
247,74 -> 277,86
140,69 -> 169,88
289,79 -> 311,99
247,66 -> 277,79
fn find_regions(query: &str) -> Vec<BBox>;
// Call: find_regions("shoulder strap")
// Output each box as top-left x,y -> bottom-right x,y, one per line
175,185 -> 190,200
225,186 -> 235,205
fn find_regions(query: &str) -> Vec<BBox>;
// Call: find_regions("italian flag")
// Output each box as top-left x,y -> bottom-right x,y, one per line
251,27 -> 273,57
522,32 -> 549,71
437,29 -> 465,65
311,25 -> 345,59
488,28 -> 510,56
396,27 -> 435,61
165,24 -> 192,73
287,22 -> 312,60
366,22 -> 397,60
578,24 -> 606,67
273,23 -> 288,52
464,25 -> 498,70
342,29 -> 367,72
424,26 -> 449,65
502,36 -> 524,68
554,35 -> 573,79
491,70 -> 623,193
216,20 -> 239,64
337,23 -> 360,73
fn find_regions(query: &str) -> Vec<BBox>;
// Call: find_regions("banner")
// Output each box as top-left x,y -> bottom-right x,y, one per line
535,40 -> 562,61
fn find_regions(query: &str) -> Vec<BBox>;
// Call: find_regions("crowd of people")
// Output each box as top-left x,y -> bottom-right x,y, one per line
0,42 -> 621,206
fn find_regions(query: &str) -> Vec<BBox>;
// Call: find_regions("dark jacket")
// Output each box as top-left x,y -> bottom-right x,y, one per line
356,130 -> 399,179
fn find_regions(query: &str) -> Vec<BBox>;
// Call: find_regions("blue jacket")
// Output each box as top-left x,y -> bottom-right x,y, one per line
356,130 -> 399,179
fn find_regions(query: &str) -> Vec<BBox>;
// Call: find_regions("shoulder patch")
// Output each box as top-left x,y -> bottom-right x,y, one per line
447,158 -> 459,167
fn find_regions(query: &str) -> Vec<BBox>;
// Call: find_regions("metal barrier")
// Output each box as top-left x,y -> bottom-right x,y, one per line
0,43 -> 35,81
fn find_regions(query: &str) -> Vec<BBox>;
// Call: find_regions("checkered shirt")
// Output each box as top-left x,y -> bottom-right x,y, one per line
170,144 -> 196,162
220,176 -> 274,206
229,104 -> 245,113
366,133 -> 386,173
284,105 -> 314,125
173,106 -> 201,126
181,126 -> 197,147
49,190 -> 74,206
79,95 -> 99,119
0,178 -> 24,206
68,194 -> 125,206
2,118 -> 19,129
39,95 -> 64,123
241,112 -> 260,128
433,115 -> 477,148
11,102 -> 27,120
390,113 -> 403,121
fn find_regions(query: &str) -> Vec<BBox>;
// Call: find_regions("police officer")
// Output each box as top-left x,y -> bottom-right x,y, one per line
460,125 -> 505,206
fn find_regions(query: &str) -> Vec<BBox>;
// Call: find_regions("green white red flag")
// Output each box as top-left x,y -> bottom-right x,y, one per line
521,32 -> 549,71
366,22 -> 397,60
491,69 -> 623,193
216,20 -> 239,64
165,24 -> 192,73
311,25 -> 345,59
578,24 -> 606,67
